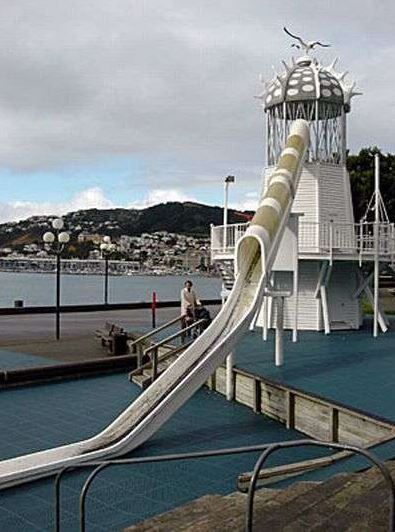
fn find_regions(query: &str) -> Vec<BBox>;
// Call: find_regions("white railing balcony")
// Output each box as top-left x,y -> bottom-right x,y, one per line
211,221 -> 395,262
210,223 -> 249,259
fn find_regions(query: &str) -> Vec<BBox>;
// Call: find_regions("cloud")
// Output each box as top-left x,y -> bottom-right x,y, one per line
0,1 -> 392,172
0,0 -> 393,216
232,191 -> 259,212
129,189 -> 197,210
0,186 -> 200,223
0,187 -> 114,223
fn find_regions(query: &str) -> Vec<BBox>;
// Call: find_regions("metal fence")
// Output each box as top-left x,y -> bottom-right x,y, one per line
0,257 -> 141,275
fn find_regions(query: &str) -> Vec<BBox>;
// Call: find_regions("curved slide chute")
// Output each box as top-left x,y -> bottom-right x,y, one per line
0,120 -> 309,489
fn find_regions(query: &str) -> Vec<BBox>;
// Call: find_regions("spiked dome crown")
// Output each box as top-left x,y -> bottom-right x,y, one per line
260,30 -> 362,165
259,55 -> 361,117
257,27 -> 361,120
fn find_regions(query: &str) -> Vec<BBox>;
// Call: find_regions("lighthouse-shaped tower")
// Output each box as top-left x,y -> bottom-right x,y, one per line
259,31 -> 363,331
211,30 -> 394,333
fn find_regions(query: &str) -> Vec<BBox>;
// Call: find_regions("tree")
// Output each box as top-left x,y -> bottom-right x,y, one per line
347,148 -> 395,222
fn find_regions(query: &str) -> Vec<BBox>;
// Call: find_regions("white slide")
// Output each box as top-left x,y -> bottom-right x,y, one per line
0,120 -> 309,489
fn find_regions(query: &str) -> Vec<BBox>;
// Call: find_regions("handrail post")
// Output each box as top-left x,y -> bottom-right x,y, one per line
80,463 -> 110,532
329,219 -> 333,265
137,343 -> 143,367
359,221 -> 363,267
246,440 -> 395,532
54,465 -> 79,532
152,347 -> 158,382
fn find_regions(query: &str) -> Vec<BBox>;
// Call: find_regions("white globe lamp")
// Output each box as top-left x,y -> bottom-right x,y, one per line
43,232 -> 55,243
52,218 -> 64,230
58,232 -> 70,244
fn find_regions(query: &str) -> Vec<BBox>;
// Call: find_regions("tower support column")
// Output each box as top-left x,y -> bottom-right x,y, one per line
226,352 -> 234,401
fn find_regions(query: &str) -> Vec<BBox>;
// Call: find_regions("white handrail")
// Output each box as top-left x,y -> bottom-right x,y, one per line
211,221 -> 395,261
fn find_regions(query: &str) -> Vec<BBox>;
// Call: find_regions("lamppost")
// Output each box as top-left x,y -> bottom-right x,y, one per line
223,175 -> 235,250
100,236 -> 116,306
43,218 -> 70,340
222,175 -> 235,400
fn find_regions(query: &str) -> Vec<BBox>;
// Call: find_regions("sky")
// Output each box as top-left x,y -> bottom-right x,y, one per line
0,0 -> 393,223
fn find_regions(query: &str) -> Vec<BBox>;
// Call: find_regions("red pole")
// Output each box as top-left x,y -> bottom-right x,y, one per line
152,291 -> 157,329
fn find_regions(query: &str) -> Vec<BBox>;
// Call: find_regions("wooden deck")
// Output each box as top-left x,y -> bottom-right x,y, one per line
205,363 -> 395,488
207,364 -> 395,448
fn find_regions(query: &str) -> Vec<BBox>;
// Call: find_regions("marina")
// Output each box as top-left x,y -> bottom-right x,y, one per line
0,272 -> 221,308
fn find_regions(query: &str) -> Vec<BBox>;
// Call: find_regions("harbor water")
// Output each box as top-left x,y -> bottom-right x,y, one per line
0,272 -> 221,308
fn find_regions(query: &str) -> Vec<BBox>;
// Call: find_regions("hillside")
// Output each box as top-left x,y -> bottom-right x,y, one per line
1,146 -> 394,251
0,202 -> 253,248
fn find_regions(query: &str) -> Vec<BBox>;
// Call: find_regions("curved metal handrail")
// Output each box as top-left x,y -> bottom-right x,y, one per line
53,439 -> 394,532
54,442 -> 277,532
143,319 -> 206,357
246,439 -> 395,532
144,319 -> 206,380
128,315 -> 183,351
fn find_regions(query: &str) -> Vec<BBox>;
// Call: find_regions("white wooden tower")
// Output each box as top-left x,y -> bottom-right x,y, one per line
211,29 -> 395,334
258,31 -> 362,332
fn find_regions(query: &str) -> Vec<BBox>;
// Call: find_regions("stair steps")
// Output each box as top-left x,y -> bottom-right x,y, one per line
124,482 -> 316,531
217,259 -> 235,291
124,461 -> 395,531
129,343 -> 190,389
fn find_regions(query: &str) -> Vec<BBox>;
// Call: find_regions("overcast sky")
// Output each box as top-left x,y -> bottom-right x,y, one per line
0,0 -> 393,222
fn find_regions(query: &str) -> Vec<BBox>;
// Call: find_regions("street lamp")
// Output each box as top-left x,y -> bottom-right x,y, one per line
223,175 -> 235,249
43,218 -> 70,340
100,236 -> 116,306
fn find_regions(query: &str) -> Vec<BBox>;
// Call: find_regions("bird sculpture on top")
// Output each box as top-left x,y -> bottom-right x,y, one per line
283,27 -> 330,55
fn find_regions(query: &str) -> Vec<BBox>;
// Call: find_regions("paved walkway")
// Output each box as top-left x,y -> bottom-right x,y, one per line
0,307 -> 194,364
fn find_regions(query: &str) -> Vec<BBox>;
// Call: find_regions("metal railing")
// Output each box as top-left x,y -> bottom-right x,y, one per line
128,315 -> 184,366
246,439 -> 395,532
0,256 -> 142,275
210,222 -> 251,258
143,319 -> 205,381
211,221 -> 395,261
52,438 -> 395,532
54,442 -> 275,532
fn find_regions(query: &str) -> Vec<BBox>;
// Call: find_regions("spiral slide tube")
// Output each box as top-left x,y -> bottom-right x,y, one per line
0,120 -> 309,489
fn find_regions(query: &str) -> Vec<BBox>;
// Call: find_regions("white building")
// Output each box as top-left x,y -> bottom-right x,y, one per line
211,37 -> 395,333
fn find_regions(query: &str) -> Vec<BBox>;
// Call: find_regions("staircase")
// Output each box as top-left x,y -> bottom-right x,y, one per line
124,460 -> 395,531
129,342 -> 191,389
217,259 -> 235,291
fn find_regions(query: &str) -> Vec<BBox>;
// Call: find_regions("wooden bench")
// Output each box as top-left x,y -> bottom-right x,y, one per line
95,322 -> 129,356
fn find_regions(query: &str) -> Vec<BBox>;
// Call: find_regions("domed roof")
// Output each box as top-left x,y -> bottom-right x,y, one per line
258,29 -> 362,114
264,57 -> 344,110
